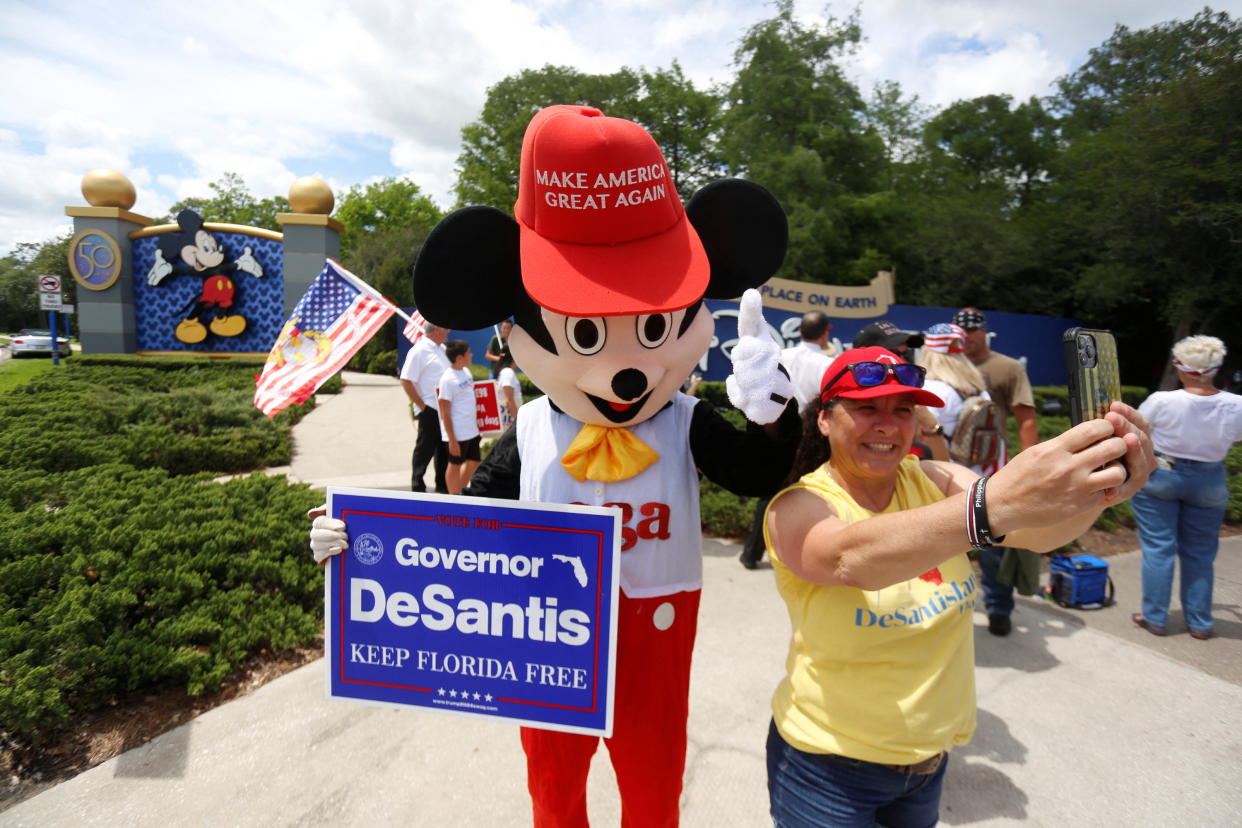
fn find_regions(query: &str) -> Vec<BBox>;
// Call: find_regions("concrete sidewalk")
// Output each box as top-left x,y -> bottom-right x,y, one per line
5,372 -> 1241,826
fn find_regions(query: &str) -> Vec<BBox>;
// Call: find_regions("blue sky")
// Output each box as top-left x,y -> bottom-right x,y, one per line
1,0 -> 1237,254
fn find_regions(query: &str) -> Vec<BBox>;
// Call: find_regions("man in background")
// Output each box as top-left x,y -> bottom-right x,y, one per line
954,307 -> 1039,636
399,321 -> 451,494
739,311 -> 835,569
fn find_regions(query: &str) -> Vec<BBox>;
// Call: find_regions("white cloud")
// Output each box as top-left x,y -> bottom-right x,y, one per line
2,0 -> 1240,254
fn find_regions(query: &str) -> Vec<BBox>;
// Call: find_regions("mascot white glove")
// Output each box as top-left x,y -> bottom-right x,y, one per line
235,245 -> 263,277
147,249 -> 173,285
308,504 -> 348,564
725,288 -> 794,425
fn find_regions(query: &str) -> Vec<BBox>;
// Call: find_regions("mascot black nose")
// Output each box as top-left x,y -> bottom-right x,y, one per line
611,368 -> 648,401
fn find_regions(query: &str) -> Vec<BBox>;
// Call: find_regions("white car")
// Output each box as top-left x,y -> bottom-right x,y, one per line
9,329 -> 71,358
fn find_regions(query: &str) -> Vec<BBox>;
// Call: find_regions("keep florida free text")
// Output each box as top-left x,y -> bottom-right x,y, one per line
348,537 -> 592,646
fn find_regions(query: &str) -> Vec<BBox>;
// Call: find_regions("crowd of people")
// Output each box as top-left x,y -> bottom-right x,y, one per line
301,103 -> 1235,828
327,305 -> 1240,827
398,320 -> 518,495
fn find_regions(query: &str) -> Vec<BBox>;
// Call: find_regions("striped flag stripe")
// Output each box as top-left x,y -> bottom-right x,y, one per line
253,261 -> 396,417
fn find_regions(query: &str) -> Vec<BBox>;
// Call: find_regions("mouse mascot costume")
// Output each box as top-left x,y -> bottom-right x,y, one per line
312,105 -> 800,826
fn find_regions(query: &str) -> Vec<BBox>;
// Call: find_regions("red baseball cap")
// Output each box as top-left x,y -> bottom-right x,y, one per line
820,346 -> 945,407
513,105 -> 709,317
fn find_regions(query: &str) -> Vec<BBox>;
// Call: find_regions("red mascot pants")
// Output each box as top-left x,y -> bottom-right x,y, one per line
520,589 -> 701,827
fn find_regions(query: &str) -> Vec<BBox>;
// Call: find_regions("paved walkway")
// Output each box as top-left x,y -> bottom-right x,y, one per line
5,373 -> 1241,826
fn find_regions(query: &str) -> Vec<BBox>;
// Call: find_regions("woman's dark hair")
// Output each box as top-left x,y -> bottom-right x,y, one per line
496,352 -> 515,371
784,397 -> 837,486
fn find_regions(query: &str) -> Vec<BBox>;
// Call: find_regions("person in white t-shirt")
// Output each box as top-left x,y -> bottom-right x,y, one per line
1131,335 -> 1242,641
436,340 -> 482,494
398,321 -> 451,493
496,353 -> 523,428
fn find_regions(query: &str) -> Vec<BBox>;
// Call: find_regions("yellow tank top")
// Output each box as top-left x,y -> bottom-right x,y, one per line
764,456 -> 978,764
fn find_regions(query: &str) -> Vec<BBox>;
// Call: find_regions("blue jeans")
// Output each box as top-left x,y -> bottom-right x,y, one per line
766,720 -> 947,827
1130,460 -> 1228,633
975,546 -> 1014,617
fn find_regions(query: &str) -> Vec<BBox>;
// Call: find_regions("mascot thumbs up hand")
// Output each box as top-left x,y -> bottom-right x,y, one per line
726,288 -> 794,425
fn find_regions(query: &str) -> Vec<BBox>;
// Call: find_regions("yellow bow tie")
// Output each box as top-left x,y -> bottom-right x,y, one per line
561,424 -> 660,483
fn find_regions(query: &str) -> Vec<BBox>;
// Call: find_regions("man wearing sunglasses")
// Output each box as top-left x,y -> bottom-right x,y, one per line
953,307 -> 1039,637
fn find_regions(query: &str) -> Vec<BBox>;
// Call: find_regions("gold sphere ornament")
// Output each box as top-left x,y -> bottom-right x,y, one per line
288,176 -> 334,214
81,169 -> 137,209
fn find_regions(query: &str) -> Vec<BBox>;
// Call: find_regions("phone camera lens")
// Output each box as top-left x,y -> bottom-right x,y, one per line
1078,334 -> 1097,366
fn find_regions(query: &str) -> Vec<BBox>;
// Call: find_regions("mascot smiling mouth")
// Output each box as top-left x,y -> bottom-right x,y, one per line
587,391 -> 654,424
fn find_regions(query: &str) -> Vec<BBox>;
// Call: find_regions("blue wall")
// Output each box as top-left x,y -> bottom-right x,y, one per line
392,303 -> 1079,387
700,301 -> 1078,387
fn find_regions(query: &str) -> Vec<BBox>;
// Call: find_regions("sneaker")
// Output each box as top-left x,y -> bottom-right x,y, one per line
987,613 -> 1012,637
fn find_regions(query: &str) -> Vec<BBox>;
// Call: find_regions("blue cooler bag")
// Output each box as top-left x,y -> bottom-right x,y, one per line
1048,554 -> 1114,609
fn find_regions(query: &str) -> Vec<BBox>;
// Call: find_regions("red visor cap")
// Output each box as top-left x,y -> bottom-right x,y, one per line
820,346 -> 945,407
514,105 -> 709,317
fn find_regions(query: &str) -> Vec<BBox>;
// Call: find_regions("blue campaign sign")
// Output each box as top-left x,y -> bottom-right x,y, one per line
325,488 -> 621,737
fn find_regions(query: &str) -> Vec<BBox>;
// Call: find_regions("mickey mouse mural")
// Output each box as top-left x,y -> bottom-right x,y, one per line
145,208 -> 264,343
415,106 -> 800,824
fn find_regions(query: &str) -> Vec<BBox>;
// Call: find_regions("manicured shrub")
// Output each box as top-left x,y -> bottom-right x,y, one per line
0,465 -> 322,745
0,361 -> 305,476
0,357 -> 330,747
366,348 -> 398,376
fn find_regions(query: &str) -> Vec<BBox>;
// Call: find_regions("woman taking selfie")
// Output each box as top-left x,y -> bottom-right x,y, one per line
763,346 -> 1154,828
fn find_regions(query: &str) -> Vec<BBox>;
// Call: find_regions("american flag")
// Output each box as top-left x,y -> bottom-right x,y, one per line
403,309 -> 426,345
254,260 -> 396,417
922,323 -> 966,354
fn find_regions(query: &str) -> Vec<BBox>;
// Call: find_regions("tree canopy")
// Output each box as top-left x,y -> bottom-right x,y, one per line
161,173 -> 289,230
8,6 -> 1239,386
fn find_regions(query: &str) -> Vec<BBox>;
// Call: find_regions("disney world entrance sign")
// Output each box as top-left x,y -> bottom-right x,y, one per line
756,272 -> 894,318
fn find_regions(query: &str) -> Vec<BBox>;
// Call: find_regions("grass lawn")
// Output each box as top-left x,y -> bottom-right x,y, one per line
0,356 -> 59,393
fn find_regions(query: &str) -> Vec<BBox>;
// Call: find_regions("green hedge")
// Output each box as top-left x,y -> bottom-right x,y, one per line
0,466 -> 321,743
0,358 -> 325,746
0,360 -> 324,476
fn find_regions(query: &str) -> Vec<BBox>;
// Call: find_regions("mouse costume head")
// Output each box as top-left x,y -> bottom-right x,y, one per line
413,104 -> 787,431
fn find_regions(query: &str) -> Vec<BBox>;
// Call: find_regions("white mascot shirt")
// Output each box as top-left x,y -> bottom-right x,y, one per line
517,393 -> 702,598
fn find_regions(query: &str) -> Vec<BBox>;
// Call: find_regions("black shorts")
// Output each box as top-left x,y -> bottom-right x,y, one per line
448,435 -> 481,463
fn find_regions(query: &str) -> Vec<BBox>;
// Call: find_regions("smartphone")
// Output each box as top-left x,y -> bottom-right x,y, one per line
1063,327 -> 1122,425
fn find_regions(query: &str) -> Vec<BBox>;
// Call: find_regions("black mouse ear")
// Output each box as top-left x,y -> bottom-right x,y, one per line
177,209 -> 204,234
412,206 -> 520,330
686,179 -> 788,299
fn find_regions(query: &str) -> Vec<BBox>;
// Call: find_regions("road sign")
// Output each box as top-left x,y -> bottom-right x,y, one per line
40,293 -> 63,311
60,304 -> 75,315
38,274 -> 62,292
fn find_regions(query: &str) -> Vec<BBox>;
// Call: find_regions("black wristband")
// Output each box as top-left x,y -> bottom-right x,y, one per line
966,477 -> 1006,550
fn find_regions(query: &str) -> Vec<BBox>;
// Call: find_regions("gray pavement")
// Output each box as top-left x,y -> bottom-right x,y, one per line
5,372 -> 1241,826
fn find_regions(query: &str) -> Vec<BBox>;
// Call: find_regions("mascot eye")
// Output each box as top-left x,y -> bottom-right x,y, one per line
566,317 -> 606,355
636,313 -> 672,349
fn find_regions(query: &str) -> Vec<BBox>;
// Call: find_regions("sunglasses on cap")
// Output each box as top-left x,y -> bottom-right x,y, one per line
822,361 -> 927,396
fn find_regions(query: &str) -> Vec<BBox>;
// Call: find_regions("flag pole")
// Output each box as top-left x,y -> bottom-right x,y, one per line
327,259 -> 413,323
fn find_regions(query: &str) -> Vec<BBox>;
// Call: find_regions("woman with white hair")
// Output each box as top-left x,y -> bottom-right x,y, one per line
1131,335 -> 1242,640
